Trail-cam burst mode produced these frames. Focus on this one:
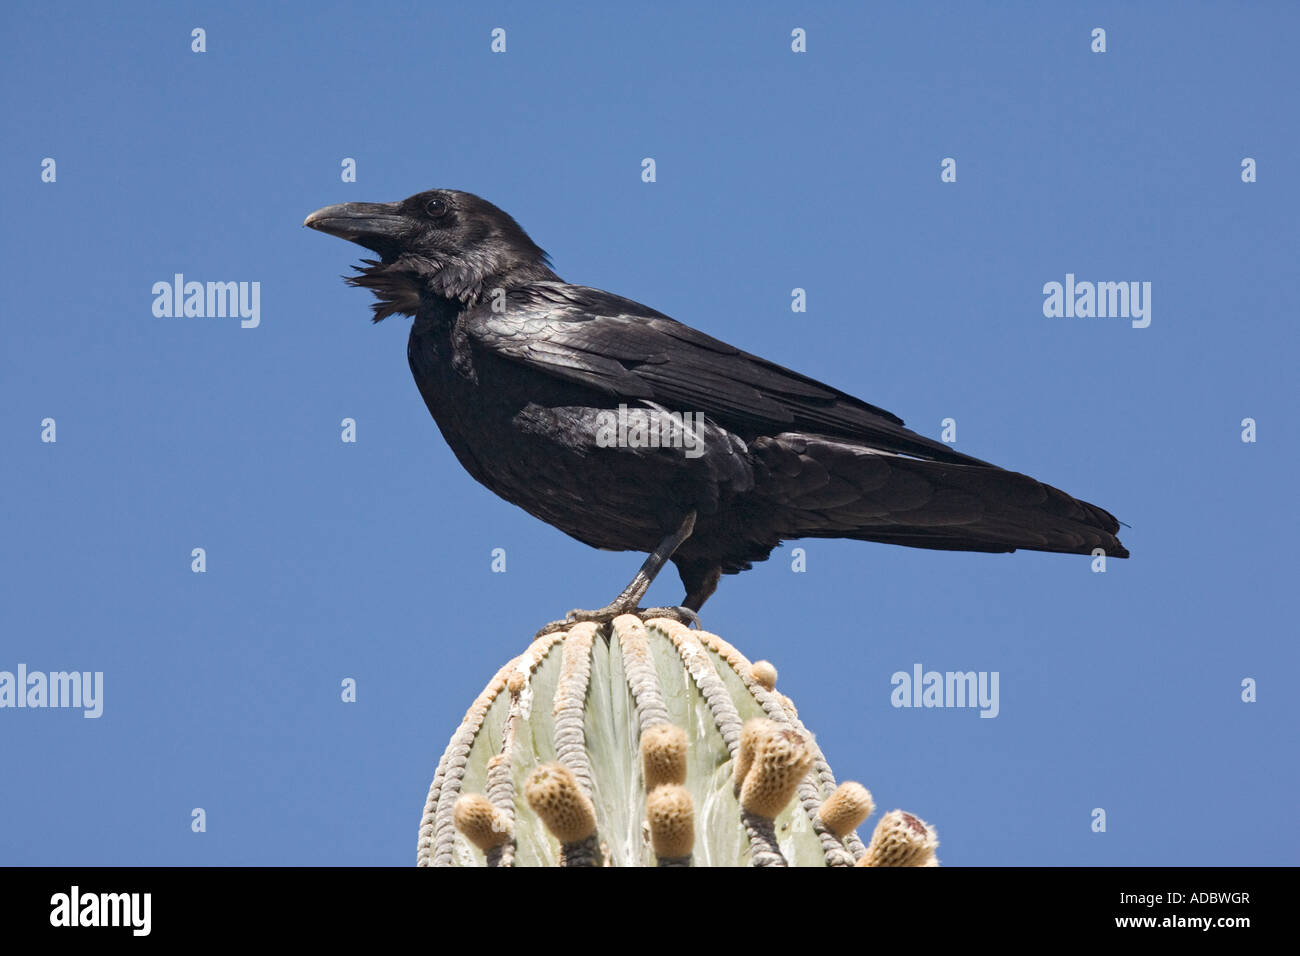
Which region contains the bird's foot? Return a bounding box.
[534,605,701,639]
[636,606,702,629]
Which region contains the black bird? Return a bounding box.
[305,189,1128,632]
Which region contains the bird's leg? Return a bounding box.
[681,566,721,613]
[536,511,700,637]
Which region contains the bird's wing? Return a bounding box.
[466,283,992,466]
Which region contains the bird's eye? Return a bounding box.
[424,198,448,218]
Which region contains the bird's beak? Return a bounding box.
[303,202,408,250]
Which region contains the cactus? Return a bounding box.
[417,615,938,867]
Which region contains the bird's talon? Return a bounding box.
[533,619,571,639]
[637,606,702,629]
[535,603,699,638]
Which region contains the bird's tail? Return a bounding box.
[752,434,1129,558]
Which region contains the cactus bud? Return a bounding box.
[739,724,815,819]
[858,810,939,867]
[453,793,512,850]
[817,781,874,837]
[525,763,597,844]
[750,659,778,690]
[640,723,688,790]
[646,784,694,860]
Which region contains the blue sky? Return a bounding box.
[2,1,1295,865]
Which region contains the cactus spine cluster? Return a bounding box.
[417,615,938,867]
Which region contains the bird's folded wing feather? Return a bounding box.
[467,284,993,466]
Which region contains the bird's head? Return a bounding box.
[304,189,556,320]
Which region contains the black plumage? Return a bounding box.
[305,189,1128,623]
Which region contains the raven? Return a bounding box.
[305,189,1128,632]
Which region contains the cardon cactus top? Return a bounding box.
[418,615,938,867]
